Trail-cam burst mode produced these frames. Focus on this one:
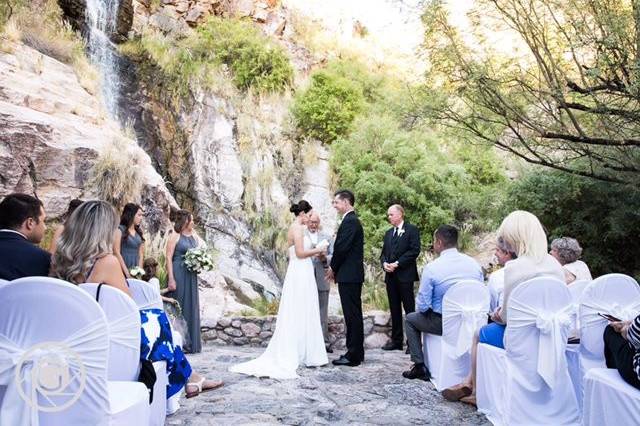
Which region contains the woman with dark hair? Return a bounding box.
[49,198,83,254]
[230,200,329,379]
[114,203,145,276]
[166,209,202,353]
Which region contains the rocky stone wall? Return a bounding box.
[201,311,392,350]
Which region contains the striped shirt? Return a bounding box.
[626,315,640,380]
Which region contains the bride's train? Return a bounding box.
[229,239,328,379]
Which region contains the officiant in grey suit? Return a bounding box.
[307,211,333,352]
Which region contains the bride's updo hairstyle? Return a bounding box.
[290,200,312,216]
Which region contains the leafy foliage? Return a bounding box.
[292,60,384,143]
[331,110,506,264]
[419,0,640,183]
[120,16,293,98]
[504,169,640,277]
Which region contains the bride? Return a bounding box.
[229,200,329,379]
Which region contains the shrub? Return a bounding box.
[330,112,506,265]
[503,169,640,277]
[292,59,384,144]
[121,16,293,97]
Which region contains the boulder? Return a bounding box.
[240,322,261,337]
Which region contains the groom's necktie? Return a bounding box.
[393,227,399,238]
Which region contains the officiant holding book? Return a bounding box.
[380,204,421,351]
[307,211,333,351]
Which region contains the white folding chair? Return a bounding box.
[127,279,171,424]
[80,283,141,381]
[476,277,579,426]
[578,274,640,374]
[582,368,640,426]
[0,277,149,426]
[568,279,590,305]
[423,280,489,391]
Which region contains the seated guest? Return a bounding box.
[49,198,83,254]
[402,225,483,381]
[603,315,640,390]
[52,200,221,398]
[0,193,51,280]
[443,210,564,406]
[550,237,592,284]
[487,238,517,312]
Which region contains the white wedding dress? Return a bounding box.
[229,235,328,379]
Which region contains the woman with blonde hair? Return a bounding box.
[442,210,564,406]
[52,200,131,296]
[53,200,222,400]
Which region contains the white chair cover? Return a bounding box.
[128,279,164,310]
[80,283,141,382]
[477,277,579,426]
[578,274,640,374]
[424,280,488,391]
[0,279,8,284]
[568,279,590,305]
[0,277,149,426]
[127,279,171,425]
[582,368,640,426]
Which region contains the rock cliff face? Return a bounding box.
[0,41,173,226]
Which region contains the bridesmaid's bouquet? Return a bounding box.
[130,266,145,279]
[183,247,216,273]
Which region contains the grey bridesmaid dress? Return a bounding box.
[172,234,201,353]
[119,225,143,269]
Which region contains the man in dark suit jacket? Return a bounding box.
[327,190,365,366]
[380,204,421,350]
[0,193,51,280]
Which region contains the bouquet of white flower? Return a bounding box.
[183,247,215,274]
[130,266,145,279]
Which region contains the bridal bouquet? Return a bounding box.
[183,247,215,274]
[129,266,145,279]
[315,239,330,250]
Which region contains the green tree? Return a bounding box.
[504,169,640,277]
[420,0,640,184]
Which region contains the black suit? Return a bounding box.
[0,231,51,280]
[330,211,365,362]
[380,222,420,345]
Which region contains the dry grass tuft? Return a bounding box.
[90,137,143,210]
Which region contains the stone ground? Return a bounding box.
[168,345,489,425]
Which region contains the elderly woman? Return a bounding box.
[550,237,592,284]
[442,210,565,406]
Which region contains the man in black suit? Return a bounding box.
[380,204,421,351]
[327,190,365,366]
[0,193,51,280]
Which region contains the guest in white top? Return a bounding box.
[442,210,565,406]
[487,238,517,312]
[550,237,593,284]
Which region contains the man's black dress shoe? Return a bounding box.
[332,355,361,367]
[381,341,403,351]
[402,363,431,381]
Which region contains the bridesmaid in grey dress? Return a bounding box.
[166,209,202,353]
[115,203,145,276]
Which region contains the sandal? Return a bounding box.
[185,377,224,399]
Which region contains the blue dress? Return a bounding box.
[171,234,201,353]
[140,308,192,398]
[119,225,143,269]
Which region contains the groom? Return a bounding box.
[326,190,365,367]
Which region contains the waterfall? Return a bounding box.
[85,0,122,118]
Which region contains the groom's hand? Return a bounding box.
[325,267,335,282]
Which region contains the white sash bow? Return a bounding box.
[509,299,573,389]
[0,319,108,426]
[443,299,487,357]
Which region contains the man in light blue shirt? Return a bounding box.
[402,225,483,381]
